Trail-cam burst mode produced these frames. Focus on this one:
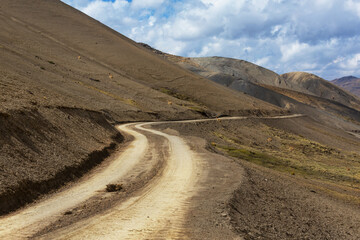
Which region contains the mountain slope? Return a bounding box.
[142,43,360,112]
[1,2,360,238]
[332,76,360,97]
[0,0,282,214]
[141,45,360,130]
[190,57,284,87]
[0,0,278,116]
[281,72,360,109]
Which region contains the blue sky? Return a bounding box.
[61,0,360,80]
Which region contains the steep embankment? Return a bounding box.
[0,0,281,214]
[0,107,123,215]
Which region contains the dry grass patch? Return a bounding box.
[212,125,360,190]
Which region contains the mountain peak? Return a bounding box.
[332,76,360,97]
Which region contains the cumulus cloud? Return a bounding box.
[346,0,360,18]
[61,0,360,79]
[131,0,165,9]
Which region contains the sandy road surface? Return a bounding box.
[0,114,303,239]
[41,123,201,239]
[0,124,148,239]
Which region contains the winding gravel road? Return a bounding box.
[0,114,302,239]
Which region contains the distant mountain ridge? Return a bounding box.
[139,43,360,127]
[281,72,360,108]
[139,43,360,109]
[332,76,360,97]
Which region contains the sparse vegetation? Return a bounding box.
[211,125,360,190]
[158,87,192,101]
[215,143,359,185]
[156,87,209,114]
[75,80,142,109]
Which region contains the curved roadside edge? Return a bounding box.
[0,123,148,239]
[0,114,304,239]
[36,114,304,239]
[41,121,202,239]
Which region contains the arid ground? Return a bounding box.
[1,0,360,239]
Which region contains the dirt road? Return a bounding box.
[0,123,149,239]
[40,123,201,239]
[0,115,302,239]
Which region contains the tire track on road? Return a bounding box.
[0,114,303,239]
[46,123,200,239]
[0,124,148,239]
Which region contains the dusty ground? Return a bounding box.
[230,164,360,239]
[0,0,281,216]
[154,116,360,239]
[1,1,360,239]
[0,115,359,239]
[1,118,251,239]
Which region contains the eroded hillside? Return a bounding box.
[0,0,280,214]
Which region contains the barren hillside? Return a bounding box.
[332,76,360,97]
[142,45,360,130]
[0,0,280,214]
[1,1,360,239]
[281,72,360,109]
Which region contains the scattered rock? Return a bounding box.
[106,183,123,192]
[89,77,100,82]
[64,210,73,215]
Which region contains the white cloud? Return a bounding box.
[131,0,165,9]
[280,41,309,62]
[346,0,360,18]
[148,16,156,26]
[340,53,360,69]
[255,57,270,66]
[61,0,360,79]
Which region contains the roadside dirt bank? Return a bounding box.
[33,126,168,237]
[0,107,123,215]
[34,119,247,239]
[0,122,154,238]
[0,116,274,238]
[2,114,358,239]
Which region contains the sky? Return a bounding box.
[61,0,360,80]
